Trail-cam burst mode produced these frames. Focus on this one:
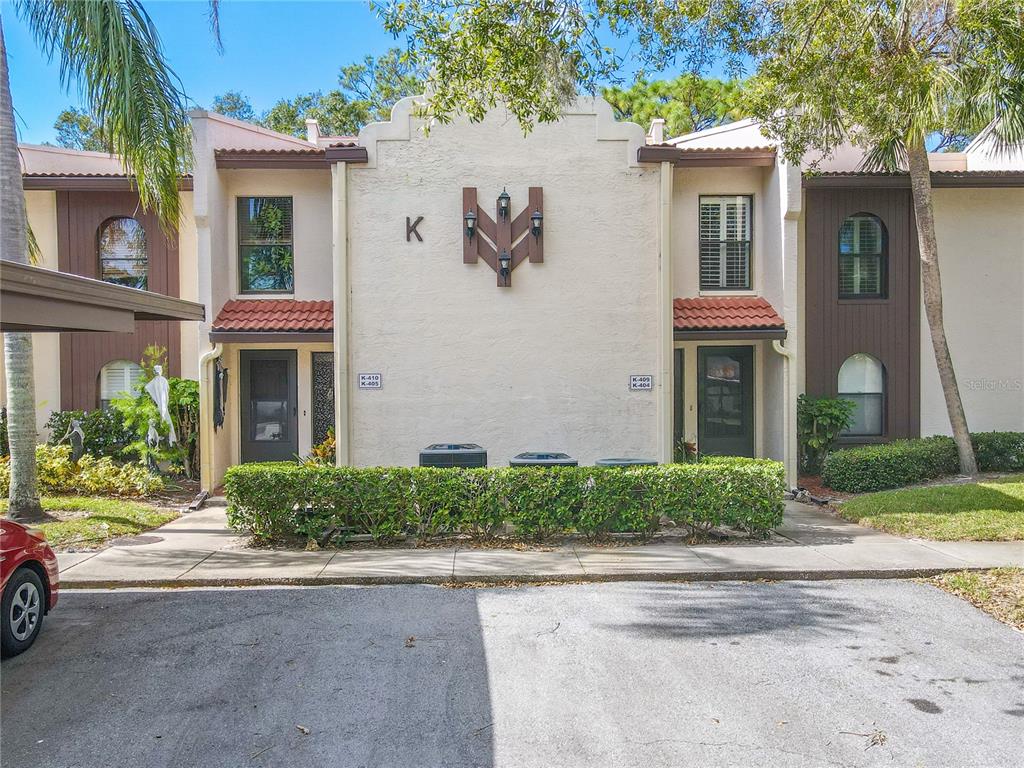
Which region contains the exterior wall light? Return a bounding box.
[497,188,511,221]
[464,208,477,239]
[498,249,511,285]
[530,209,543,237]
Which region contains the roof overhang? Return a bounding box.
[208,331,333,343]
[215,146,368,169]
[638,146,777,167]
[1,261,205,332]
[674,328,788,341]
[803,172,1024,189]
[22,175,193,191]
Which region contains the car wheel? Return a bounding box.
[1,568,45,659]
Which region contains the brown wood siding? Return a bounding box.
[56,191,180,410]
[805,187,920,442]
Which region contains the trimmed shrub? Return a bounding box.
[972,431,1024,473]
[0,445,164,497]
[224,459,786,544]
[821,431,1024,493]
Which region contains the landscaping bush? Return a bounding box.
[224,458,786,543]
[797,395,854,473]
[972,432,1024,473]
[0,445,163,497]
[45,408,135,460]
[821,431,1024,493]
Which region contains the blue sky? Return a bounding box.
[5,1,405,145]
[4,0,731,146]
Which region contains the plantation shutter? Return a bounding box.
[699,196,751,290]
[99,361,144,408]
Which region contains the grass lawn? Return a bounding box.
[835,475,1024,540]
[0,496,178,550]
[931,569,1024,631]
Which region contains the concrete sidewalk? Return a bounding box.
[56,501,1024,588]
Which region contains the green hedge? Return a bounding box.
[224,458,786,543]
[821,432,1024,493]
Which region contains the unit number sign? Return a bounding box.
[629,375,653,391]
[358,373,382,389]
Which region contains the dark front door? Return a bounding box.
[240,350,298,463]
[698,346,755,457]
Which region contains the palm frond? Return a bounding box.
[208,0,223,54]
[16,0,190,231]
[26,217,40,265]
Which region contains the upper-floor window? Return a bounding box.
[839,213,886,299]
[98,359,143,409]
[238,196,294,293]
[97,217,147,290]
[839,353,885,436]
[699,195,752,291]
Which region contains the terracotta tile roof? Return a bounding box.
[212,299,333,333]
[214,147,326,157]
[673,296,785,330]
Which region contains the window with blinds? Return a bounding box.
[838,214,886,298]
[97,217,147,290]
[238,196,294,293]
[99,360,143,409]
[699,196,752,290]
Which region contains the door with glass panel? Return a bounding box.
[698,346,755,457]
[240,350,298,463]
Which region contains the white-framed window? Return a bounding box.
[699,195,752,290]
[839,214,886,298]
[99,360,143,409]
[839,353,885,436]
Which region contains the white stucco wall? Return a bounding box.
[920,188,1024,435]
[177,190,200,380]
[344,98,659,466]
[221,170,333,302]
[670,166,767,298]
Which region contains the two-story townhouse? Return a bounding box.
[192,98,1023,492]
[190,98,803,489]
[2,144,198,434]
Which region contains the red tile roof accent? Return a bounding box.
[212,299,333,333]
[673,296,785,330]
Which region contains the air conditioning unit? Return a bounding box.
[509,452,578,467]
[419,443,488,468]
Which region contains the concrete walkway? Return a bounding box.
[56,501,1024,587]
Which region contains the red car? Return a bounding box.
[1,519,59,658]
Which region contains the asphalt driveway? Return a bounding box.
[2,580,1022,767]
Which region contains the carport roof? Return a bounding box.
[0,261,205,332]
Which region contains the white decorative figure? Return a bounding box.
[144,364,177,445]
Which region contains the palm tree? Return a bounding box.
[2,0,199,521]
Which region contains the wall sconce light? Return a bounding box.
[497,188,511,221]
[498,249,511,284]
[530,209,543,237]
[464,208,477,239]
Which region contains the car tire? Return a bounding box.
[1,567,46,659]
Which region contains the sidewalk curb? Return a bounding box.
[58,565,998,590]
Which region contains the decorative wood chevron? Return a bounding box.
[462,186,543,287]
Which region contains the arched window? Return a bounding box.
[99,360,143,409]
[98,217,147,289]
[839,354,885,436]
[839,213,886,298]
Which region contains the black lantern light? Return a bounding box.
[530,209,543,237]
[464,208,477,239]
[498,249,512,284]
[497,188,511,221]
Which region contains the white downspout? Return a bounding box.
[199,343,223,492]
[771,338,796,489]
